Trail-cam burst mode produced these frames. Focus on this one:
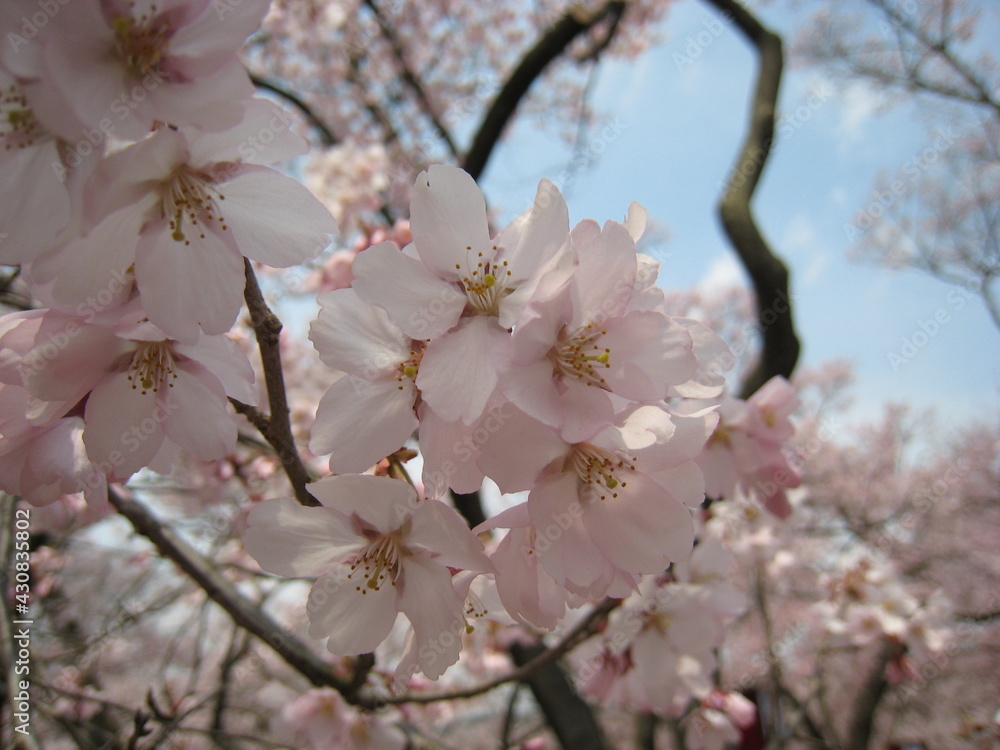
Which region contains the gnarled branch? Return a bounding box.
[703,0,800,398]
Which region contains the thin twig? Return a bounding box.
[249,74,339,146]
[381,598,618,705]
[240,260,318,507]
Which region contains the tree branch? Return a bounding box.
[702,0,800,398]
[361,0,459,159]
[510,639,612,750]
[107,488,353,694]
[461,1,626,180]
[382,598,617,705]
[249,74,339,147]
[240,260,318,507]
[844,637,906,750]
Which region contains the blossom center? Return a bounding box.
[347,533,402,593]
[569,443,637,501]
[552,324,611,387]
[455,243,513,316]
[395,347,424,390]
[163,167,228,245]
[126,342,178,395]
[1,86,41,151]
[113,11,172,79]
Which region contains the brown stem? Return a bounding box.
[240,260,317,507]
[702,0,800,398]
[845,637,906,750]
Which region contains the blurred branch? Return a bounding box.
[362,0,459,158]
[510,639,612,750]
[702,0,800,398]
[239,260,318,507]
[249,74,339,147]
[382,597,617,705]
[844,637,906,750]
[863,0,1000,116]
[462,1,626,180]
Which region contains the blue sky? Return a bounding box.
[480,0,1000,433]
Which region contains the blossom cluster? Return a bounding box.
[0,0,336,501]
[0,0,798,713]
[242,164,796,687]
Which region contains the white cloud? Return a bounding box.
[698,253,744,294]
[837,83,887,144]
[783,213,817,251]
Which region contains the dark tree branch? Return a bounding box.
[702,0,800,398]
[844,637,906,750]
[362,0,460,159]
[450,489,487,528]
[510,640,612,750]
[461,1,626,180]
[249,74,339,147]
[240,260,318,507]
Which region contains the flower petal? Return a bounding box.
[416,316,509,425]
[410,165,490,279]
[82,373,163,481]
[351,242,466,340]
[162,362,237,461]
[219,164,337,267]
[407,498,493,573]
[136,219,246,342]
[583,472,695,573]
[310,376,417,473]
[307,474,418,532]
[308,566,399,655]
[396,555,467,679]
[243,497,360,577]
[309,289,410,378]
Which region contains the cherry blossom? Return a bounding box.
[242,474,493,679]
[478,403,718,598]
[0,0,269,142]
[26,100,336,341]
[6,308,256,483]
[351,165,571,424]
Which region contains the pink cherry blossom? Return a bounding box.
[504,217,699,441]
[694,375,801,517]
[11,309,256,483]
[26,101,337,342]
[0,0,269,143]
[242,474,493,679]
[351,165,571,424]
[478,403,718,598]
[308,288,421,473]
